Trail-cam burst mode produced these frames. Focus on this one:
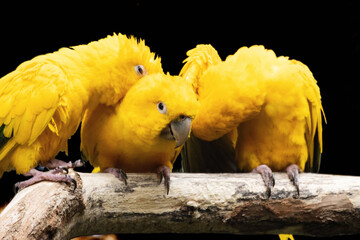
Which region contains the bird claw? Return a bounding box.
[54,166,69,174]
[70,177,77,191]
[286,164,302,198]
[252,164,275,198]
[70,159,86,168]
[156,165,171,195]
[14,168,77,193]
[42,158,85,170]
[13,183,19,194]
[104,168,128,185]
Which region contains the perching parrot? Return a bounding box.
[180,44,325,197]
[0,33,163,190]
[81,73,198,194]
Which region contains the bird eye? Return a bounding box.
[134,65,147,77]
[157,102,167,114]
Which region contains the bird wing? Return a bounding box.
[292,60,325,172]
[0,60,65,161]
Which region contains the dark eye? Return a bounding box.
[179,114,186,121]
[134,65,147,77]
[157,102,167,114]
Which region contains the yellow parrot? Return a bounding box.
[0,33,163,190]
[180,44,325,198]
[81,73,198,194]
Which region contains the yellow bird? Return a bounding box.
[0,33,162,190]
[180,44,325,197]
[81,73,198,194]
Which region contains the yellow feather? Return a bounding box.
[47,118,59,136]
[29,108,57,145]
[181,44,325,175]
[0,139,17,170]
[81,73,198,174]
[279,234,295,240]
[0,33,163,175]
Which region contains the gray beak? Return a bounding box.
[160,116,192,148]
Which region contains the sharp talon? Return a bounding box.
[122,170,128,180]
[104,168,128,185]
[73,159,85,168]
[265,186,271,199]
[286,164,301,198]
[252,164,275,198]
[271,174,275,187]
[13,183,19,194]
[265,173,273,198]
[120,169,128,185]
[156,165,171,195]
[165,179,170,195]
[59,166,69,174]
[295,184,300,197]
[13,168,78,191]
[159,172,163,185]
[71,177,77,190]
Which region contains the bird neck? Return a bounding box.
[50,34,126,112]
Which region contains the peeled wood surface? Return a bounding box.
[1,171,360,239]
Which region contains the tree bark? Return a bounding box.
[1,171,360,239]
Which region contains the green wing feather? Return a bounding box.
[0,124,12,150]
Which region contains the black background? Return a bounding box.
[0,1,359,239]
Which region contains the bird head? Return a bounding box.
[120,73,199,150]
[96,33,163,105]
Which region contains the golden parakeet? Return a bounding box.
[180,44,325,197]
[0,33,162,190]
[81,73,198,194]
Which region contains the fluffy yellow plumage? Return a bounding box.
[181,44,325,197]
[81,73,198,193]
[0,33,162,180]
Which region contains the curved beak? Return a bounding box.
[160,116,192,148]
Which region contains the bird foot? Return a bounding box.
[252,164,275,198]
[103,168,128,185]
[42,158,85,170]
[156,165,171,195]
[14,168,77,192]
[286,164,302,198]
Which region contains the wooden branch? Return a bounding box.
[1,171,360,239]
